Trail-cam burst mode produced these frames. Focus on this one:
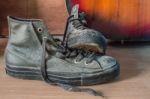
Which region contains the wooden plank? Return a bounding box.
[0,39,150,99]
[0,0,27,36]
[0,0,68,36]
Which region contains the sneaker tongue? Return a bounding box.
[71,4,79,19]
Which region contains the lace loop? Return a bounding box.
[70,17,87,30]
[40,37,106,98]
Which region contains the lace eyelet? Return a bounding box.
[74,59,80,64]
[38,27,43,33]
[84,61,89,65]
[85,61,93,65]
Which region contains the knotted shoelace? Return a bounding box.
[40,37,107,98]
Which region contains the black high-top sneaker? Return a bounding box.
[63,4,107,54]
[5,16,120,97]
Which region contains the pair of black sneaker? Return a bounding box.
[5,4,120,97]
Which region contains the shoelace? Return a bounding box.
[70,13,87,30]
[40,37,106,98]
[62,13,87,46]
[60,48,95,63]
[48,37,96,63]
[72,19,87,30]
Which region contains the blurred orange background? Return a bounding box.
[67,0,150,40]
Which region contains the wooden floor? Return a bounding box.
[0,38,150,99]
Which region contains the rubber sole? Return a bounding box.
[5,64,120,86]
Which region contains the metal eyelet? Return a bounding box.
[38,27,43,33]
[74,59,80,64]
[84,61,89,65]
[85,61,93,66]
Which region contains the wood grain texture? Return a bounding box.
[67,0,150,40]
[0,38,150,99]
[0,0,68,36]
